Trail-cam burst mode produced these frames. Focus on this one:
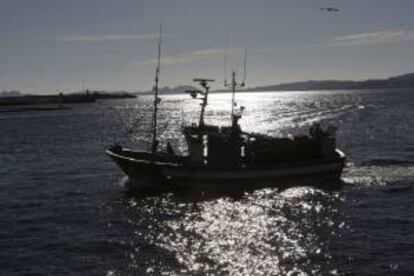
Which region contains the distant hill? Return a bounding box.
[137,85,197,95]
[248,72,414,92]
[0,90,22,97]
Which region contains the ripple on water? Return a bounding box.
[115,187,345,275]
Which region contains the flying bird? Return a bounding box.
[320,7,340,12]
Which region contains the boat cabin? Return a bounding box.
[182,122,337,168]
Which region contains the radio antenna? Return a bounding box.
[242,43,248,86]
[224,35,229,87]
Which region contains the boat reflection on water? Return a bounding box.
[114,184,345,275]
[121,173,345,201]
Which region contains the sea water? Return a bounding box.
[0,89,413,275]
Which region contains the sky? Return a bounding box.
[1,0,414,94]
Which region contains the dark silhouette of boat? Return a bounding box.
[106,76,345,192]
[106,27,345,192]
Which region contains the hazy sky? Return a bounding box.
[1,0,414,93]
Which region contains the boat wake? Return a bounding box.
[341,163,414,187]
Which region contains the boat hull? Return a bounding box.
[106,148,346,192]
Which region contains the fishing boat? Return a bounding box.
[106,29,346,192]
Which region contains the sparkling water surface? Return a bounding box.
[0,89,413,275]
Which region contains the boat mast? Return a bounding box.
[231,71,236,120]
[186,78,215,128]
[197,79,211,127]
[229,44,247,125]
[151,23,162,155]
